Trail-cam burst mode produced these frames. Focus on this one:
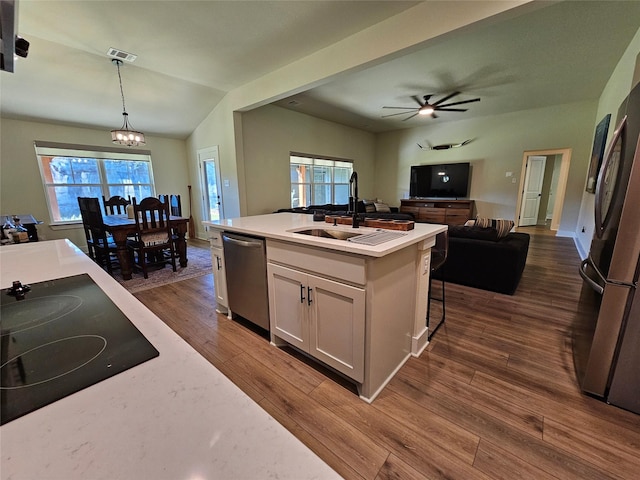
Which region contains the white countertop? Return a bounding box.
[0,240,340,480]
[204,213,446,256]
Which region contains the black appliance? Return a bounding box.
[575,79,640,414]
[409,162,470,199]
[0,274,159,425]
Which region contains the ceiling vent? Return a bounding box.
[106,48,137,63]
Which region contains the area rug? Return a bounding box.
[116,243,212,293]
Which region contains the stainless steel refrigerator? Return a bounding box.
[576,81,640,414]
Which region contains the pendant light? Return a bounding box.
[110,58,145,146]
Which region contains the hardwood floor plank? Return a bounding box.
[259,397,366,480]
[310,381,491,480]
[374,453,432,480]
[226,352,389,478]
[385,373,614,480]
[473,439,559,480]
[399,355,545,439]
[543,417,640,480]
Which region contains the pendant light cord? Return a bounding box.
[114,59,128,115]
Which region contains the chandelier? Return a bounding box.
[110,59,145,146]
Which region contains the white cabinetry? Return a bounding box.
[208,230,229,315]
[268,263,365,382]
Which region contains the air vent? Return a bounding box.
[106,48,137,63]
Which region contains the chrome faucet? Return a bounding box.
[349,171,359,228]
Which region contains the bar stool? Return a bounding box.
[427,230,448,340]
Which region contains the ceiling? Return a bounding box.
[2,1,640,139]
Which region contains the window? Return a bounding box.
[35,141,155,223]
[290,153,353,208]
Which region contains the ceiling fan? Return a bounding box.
[382,92,480,120]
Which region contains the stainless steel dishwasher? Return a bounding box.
[221,232,270,330]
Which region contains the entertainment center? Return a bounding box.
[403,161,475,225]
[400,199,475,226]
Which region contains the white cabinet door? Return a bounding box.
[308,274,365,382]
[268,263,307,351]
[268,263,365,382]
[211,247,228,310]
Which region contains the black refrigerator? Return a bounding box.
[576,80,640,414]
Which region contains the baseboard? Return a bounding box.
[574,236,588,259]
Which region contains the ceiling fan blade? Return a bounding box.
[436,98,481,108]
[382,106,419,110]
[434,108,468,112]
[431,91,460,106]
[382,111,419,118]
[402,112,420,121]
[411,95,425,107]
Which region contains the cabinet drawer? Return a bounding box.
[446,211,470,220]
[400,206,421,216]
[208,230,223,248]
[267,239,366,285]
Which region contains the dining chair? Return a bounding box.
[128,196,177,279]
[102,195,131,215]
[158,194,182,217]
[427,229,448,340]
[77,197,119,274]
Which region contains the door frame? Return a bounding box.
[515,148,572,231]
[197,146,224,221]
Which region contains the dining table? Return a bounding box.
[102,214,188,280]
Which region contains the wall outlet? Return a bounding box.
[223,179,230,187]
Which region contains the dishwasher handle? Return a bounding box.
[222,234,263,248]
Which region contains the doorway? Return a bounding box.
[515,148,571,231]
[198,146,224,222]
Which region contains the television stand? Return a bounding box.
[400,199,475,226]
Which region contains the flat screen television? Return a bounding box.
[409,162,470,199]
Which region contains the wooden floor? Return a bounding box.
[135,227,640,480]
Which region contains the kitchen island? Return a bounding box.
[0,240,340,479]
[204,213,447,402]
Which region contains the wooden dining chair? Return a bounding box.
[158,194,182,217]
[102,195,131,215]
[128,196,177,279]
[78,197,119,274]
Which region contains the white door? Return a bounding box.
[198,147,223,221]
[519,155,547,226]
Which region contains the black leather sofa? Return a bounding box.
[433,225,530,295]
[276,202,414,221]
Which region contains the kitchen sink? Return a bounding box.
[293,228,362,240]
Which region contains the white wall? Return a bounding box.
[374,100,596,231]
[241,105,376,215]
[574,28,640,258]
[0,118,189,248]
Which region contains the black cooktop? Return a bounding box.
[0,274,159,425]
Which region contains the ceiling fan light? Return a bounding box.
[419,106,434,115]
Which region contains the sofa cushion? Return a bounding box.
[449,225,499,241]
[363,199,377,213]
[475,217,514,239]
[374,201,391,213]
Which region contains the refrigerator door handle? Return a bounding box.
[580,258,604,295]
